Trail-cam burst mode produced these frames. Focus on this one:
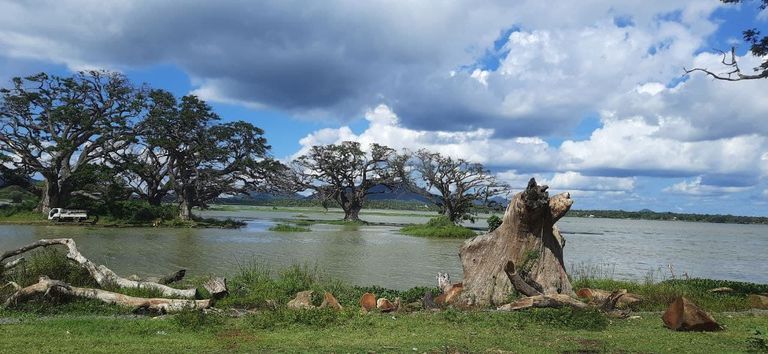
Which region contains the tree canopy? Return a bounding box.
[291,141,407,221]
[0,71,143,212]
[410,149,509,223]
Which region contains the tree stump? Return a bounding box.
[458,178,574,307]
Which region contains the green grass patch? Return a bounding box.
[268,223,311,232]
[0,310,766,352]
[400,216,477,238]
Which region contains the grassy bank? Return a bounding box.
[2,251,768,352]
[400,216,478,238]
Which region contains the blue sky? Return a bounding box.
[1,1,767,215]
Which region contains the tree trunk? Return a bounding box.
[179,195,192,221]
[343,200,362,221]
[39,179,61,213]
[457,178,574,307]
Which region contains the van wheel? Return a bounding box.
[53,217,60,222]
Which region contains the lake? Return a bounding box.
[1,207,766,289]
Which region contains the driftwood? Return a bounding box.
[497,294,588,311]
[0,238,201,299]
[458,178,574,307]
[3,276,210,314]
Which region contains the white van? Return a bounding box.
[48,208,88,222]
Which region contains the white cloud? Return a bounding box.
[665,177,752,196]
[292,104,557,170]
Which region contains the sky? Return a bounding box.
[0,0,767,216]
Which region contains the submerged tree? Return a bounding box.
[685,0,768,81]
[291,141,407,221]
[0,71,143,212]
[141,91,282,220]
[410,149,509,223]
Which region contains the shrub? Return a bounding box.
[400,216,477,238]
[487,215,502,231]
[104,200,177,223]
[269,223,310,232]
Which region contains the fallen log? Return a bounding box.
[577,288,642,308]
[1,238,199,299]
[458,178,574,307]
[497,294,588,311]
[3,276,210,314]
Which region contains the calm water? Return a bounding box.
[0,208,766,289]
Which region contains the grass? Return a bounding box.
[268,223,311,232]
[0,309,766,352]
[2,252,768,352]
[400,216,478,238]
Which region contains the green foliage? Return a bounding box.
[3,248,95,289]
[400,216,477,238]
[523,307,608,331]
[747,328,768,353]
[101,200,178,223]
[487,214,502,231]
[269,223,311,232]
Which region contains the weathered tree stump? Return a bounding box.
[458,178,574,307]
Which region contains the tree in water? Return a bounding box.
[140,91,283,220]
[0,71,143,212]
[291,141,407,221]
[410,149,509,223]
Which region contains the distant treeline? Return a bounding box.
[569,209,768,225]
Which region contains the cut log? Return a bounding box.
[376,298,395,312]
[0,238,197,299]
[748,294,768,309]
[577,288,642,308]
[458,178,574,307]
[320,292,343,311]
[203,277,228,299]
[3,276,210,314]
[662,297,721,331]
[497,294,588,311]
[287,290,315,309]
[360,292,376,312]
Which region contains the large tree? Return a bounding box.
[410,149,509,223]
[291,141,407,221]
[0,71,143,212]
[685,0,768,81]
[106,90,175,206]
[141,91,282,220]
